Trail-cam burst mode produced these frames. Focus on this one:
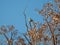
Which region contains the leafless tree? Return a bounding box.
[0,0,60,45]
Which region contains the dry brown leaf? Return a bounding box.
[58,4,60,9]
[54,0,60,2]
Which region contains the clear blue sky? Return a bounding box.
[0,0,53,33]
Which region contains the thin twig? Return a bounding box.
[23,34,32,45]
[23,8,29,32]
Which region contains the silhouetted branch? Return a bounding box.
[23,8,29,32]
[23,34,32,45]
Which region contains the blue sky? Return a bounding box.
[0,0,53,33]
